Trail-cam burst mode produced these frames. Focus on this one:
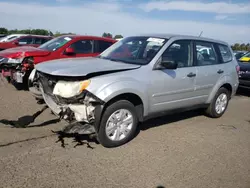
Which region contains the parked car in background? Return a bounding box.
[29,34,239,148]
[233,50,249,61]
[0,34,8,39]
[0,34,27,42]
[238,60,250,90]
[0,34,52,51]
[239,52,250,62]
[0,35,116,93]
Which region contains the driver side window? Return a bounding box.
[162,40,193,68]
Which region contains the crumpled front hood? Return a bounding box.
[0,46,50,58]
[35,57,141,77]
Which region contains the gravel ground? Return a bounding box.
[0,77,250,188]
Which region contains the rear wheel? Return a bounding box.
[97,100,138,148]
[205,87,230,118]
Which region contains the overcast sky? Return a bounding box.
[0,0,249,44]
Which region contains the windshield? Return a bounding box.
[235,52,246,59]
[243,52,250,58]
[98,36,167,65]
[38,36,73,51]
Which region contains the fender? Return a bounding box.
[206,75,233,104]
[94,80,149,116]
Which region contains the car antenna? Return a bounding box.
[198,31,203,37]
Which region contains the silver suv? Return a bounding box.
[29,34,239,148]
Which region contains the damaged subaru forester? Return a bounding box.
[29,34,239,148]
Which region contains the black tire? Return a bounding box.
[12,82,24,90]
[6,76,11,83]
[205,87,230,118]
[97,100,138,148]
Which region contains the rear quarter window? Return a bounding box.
[218,44,232,63]
[97,40,114,53]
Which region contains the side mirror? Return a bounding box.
[160,57,178,69]
[64,47,75,55]
[13,41,19,45]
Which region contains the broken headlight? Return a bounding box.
[53,80,91,98]
[29,68,37,82]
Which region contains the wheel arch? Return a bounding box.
[94,92,145,132]
[206,80,233,104]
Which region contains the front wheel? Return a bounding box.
[97,100,138,148]
[205,87,230,118]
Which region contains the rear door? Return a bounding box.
[193,41,226,102]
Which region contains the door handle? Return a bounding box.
[187,72,196,77]
[217,70,224,74]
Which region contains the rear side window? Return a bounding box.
[218,44,232,63]
[195,41,218,66]
[42,38,51,43]
[18,37,33,44]
[97,40,113,52]
[35,38,51,44]
[34,37,43,44]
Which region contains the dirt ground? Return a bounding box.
[0,77,250,188]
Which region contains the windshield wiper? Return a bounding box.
[98,56,141,65]
[98,56,122,62]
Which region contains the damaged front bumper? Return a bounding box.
[40,83,104,132]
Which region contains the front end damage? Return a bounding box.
[38,72,105,134]
[0,57,34,84]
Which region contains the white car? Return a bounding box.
[0,34,27,42]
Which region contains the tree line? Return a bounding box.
[231,43,250,51]
[0,27,123,40]
[3,27,248,49]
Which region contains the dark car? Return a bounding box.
[238,61,250,89]
[233,50,248,61]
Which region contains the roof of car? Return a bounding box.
[57,35,116,42]
[133,33,229,46]
[24,34,53,38]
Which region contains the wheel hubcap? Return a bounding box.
[215,93,228,114]
[105,109,133,141]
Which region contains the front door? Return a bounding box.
[150,40,198,113]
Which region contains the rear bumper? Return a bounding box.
[239,79,250,89]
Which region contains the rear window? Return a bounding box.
[218,44,232,63]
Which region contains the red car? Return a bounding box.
[0,35,116,89]
[0,35,52,51]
